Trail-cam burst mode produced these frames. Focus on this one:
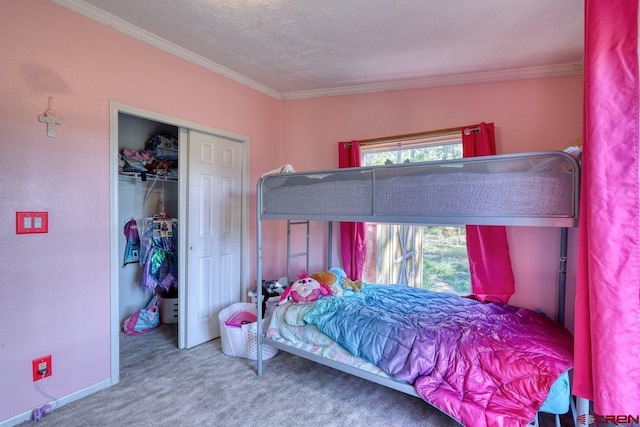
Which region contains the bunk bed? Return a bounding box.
[255,151,580,427]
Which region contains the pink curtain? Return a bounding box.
[338,141,366,280]
[574,0,640,413]
[462,122,515,303]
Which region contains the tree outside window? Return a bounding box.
[361,137,471,295]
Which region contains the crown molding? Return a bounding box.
[281,62,584,100]
[52,0,283,100]
[52,0,583,102]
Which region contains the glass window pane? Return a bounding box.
[421,226,470,295]
[361,138,470,294]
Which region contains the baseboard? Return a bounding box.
[0,379,113,427]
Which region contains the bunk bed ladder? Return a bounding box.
[287,220,310,283]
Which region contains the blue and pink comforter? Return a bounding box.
[302,284,573,427]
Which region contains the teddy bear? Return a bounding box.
[309,268,364,294]
[341,277,364,292]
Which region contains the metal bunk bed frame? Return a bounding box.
[254,150,580,401]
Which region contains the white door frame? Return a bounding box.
[109,101,250,384]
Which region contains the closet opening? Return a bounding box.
[117,112,180,347]
[110,101,250,385]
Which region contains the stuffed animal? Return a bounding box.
[308,269,341,296]
[280,275,332,303]
[310,268,364,293]
[342,277,364,292]
[309,270,338,287]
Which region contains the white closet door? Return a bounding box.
[185,129,243,349]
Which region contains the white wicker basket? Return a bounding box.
[218,302,278,360]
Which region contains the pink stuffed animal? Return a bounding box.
[280,275,332,303]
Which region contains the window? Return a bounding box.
[360,134,471,295]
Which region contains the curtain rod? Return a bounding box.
[349,125,480,148]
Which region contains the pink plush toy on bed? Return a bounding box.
[280,272,332,303]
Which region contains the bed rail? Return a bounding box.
[257,151,580,227]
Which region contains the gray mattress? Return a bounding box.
[259,151,580,226]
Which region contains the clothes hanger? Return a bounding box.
[153,181,171,220]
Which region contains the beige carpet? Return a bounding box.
[17,324,571,427]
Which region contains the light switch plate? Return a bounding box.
[16,212,49,234]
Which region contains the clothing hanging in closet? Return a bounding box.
[140,215,178,294]
[122,218,141,266]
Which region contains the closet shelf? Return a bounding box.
[118,172,178,182]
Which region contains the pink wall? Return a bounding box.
[0,2,280,422]
[0,1,582,423]
[280,77,583,326]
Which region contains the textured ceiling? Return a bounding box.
[56,0,584,99]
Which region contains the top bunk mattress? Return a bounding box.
[258,151,580,227]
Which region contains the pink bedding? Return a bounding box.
[304,285,574,427]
